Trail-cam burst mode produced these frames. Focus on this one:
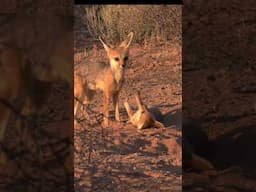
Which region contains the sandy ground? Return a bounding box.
[183,67,256,192]
[74,42,182,192]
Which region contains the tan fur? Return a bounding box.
[0,40,71,163]
[74,73,84,118]
[74,71,92,124]
[74,32,134,127]
[34,30,73,86]
[189,154,214,171]
[0,45,25,141]
[0,44,56,138]
[0,30,72,164]
[124,91,164,129]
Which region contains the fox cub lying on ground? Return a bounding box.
[124,91,164,129]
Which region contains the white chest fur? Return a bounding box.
[111,67,124,90]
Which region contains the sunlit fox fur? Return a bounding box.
[74,71,89,124]
[74,32,134,127]
[124,91,164,129]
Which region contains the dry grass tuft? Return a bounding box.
[79,5,181,45]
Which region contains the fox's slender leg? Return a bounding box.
[103,92,110,127]
[113,92,120,122]
[74,99,79,126]
[124,101,134,119]
[74,99,78,117]
[135,91,145,112]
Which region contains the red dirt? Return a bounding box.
[74,42,182,192]
[183,68,256,191]
[182,1,256,190]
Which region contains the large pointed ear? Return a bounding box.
[99,36,110,52]
[119,32,134,49]
[135,90,145,112]
[124,101,133,119]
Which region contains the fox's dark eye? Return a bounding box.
[114,57,119,61]
[124,56,128,61]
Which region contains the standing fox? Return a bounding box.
[0,45,53,163]
[124,91,164,129]
[0,31,72,163]
[74,32,134,127]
